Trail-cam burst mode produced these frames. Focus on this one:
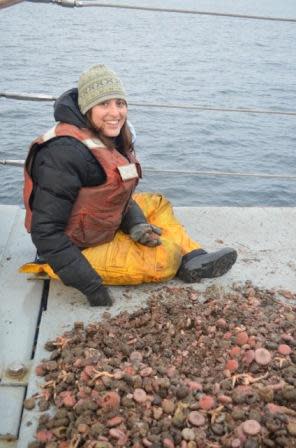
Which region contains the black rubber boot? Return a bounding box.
[178,247,237,283]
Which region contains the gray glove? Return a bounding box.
[129,223,162,247]
[87,285,113,307]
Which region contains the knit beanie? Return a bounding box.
[78,64,127,115]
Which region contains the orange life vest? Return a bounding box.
[23,123,141,248]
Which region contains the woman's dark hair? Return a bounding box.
[87,112,133,155]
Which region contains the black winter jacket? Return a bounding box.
[30,88,146,296]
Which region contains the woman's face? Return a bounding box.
[89,99,127,137]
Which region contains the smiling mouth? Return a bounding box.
[105,120,120,126]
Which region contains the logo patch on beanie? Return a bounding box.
[84,79,120,94]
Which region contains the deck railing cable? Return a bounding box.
[23,0,296,23]
[2,0,296,23]
[1,93,296,180]
[1,159,296,181]
[0,0,296,23]
[1,0,296,23]
[1,92,296,117]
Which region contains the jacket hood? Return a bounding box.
[54,88,88,128]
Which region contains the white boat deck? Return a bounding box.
[0,205,295,447]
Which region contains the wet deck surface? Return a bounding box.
[0,205,295,447]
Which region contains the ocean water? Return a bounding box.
[0,0,295,206]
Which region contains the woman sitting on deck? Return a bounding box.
[22,64,237,306]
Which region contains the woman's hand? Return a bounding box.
[129,223,162,247]
[87,285,113,306]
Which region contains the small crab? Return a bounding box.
[273,356,290,368]
[35,381,55,401]
[208,405,225,424]
[57,369,70,382]
[52,335,71,349]
[69,434,81,448]
[90,369,115,384]
[232,372,268,387]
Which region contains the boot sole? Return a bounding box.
[178,248,237,283]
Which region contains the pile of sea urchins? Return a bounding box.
[26,283,296,448]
